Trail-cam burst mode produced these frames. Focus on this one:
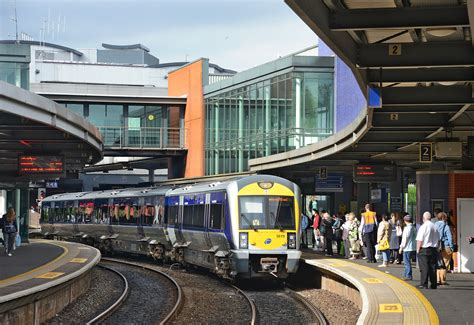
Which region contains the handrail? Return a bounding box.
[96,126,188,149]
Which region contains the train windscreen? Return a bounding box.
[239,196,295,230]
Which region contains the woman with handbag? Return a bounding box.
[377,213,392,267]
[389,213,401,264]
[435,212,454,285]
[2,208,17,257]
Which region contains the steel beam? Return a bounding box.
[330,6,469,31]
[367,67,474,83]
[381,86,473,106]
[372,105,462,114]
[357,41,474,68]
[468,0,474,46]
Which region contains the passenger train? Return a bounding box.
[40,175,302,279]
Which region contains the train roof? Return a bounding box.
[42,175,296,202]
[167,174,296,195]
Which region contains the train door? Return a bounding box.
[204,193,213,249]
[107,198,114,235]
[176,195,185,244]
[165,196,179,246]
[137,197,146,240]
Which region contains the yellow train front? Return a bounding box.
[227,175,302,278]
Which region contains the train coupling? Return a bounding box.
[260,257,279,275]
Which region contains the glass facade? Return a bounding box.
[0,62,29,90]
[62,102,184,149]
[205,71,334,175]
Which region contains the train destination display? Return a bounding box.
[18,155,64,175]
[353,164,397,183]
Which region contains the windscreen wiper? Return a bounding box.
[270,212,284,232]
[241,213,258,232]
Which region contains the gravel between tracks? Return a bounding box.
[45,267,123,324]
[245,288,318,324]
[162,267,252,324]
[297,289,360,325]
[101,260,252,324]
[99,261,177,324]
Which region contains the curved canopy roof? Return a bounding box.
[251,0,474,174]
[0,81,103,184]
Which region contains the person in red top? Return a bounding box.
[312,210,321,250]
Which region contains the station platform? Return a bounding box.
[0,240,100,323]
[302,249,474,325]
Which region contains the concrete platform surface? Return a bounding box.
[0,240,100,303]
[303,249,474,325]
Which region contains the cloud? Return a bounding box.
[1,0,317,71]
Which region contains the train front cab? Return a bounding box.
[230,179,301,279]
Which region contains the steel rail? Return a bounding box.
[285,288,328,325]
[86,264,130,324]
[99,257,184,325]
[230,284,257,325]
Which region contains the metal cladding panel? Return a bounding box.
[166,196,180,205]
[210,191,226,204]
[112,196,139,205]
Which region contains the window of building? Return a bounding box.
[204,70,334,175]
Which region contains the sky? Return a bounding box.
[0,0,318,71]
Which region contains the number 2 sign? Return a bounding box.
[388,44,401,56]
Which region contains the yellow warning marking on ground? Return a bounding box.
[36,272,65,279]
[328,262,348,267]
[363,278,383,284]
[379,304,403,313]
[0,242,68,284]
[70,258,87,263]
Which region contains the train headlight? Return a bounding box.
[239,232,248,249]
[287,232,297,249]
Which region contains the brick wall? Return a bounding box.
[448,173,474,226]
[448,172,474,271]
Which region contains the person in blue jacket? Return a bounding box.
[435,211,454,285]
[300,212,310,247]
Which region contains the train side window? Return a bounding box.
[192,204,205,228]
[40,207,49,223]
[142,205,156,225]
[183,204,194,227]
[209,204,223,230]
[167,205,178,226]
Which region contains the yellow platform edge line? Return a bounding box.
[0,241,69,284]
[347,261,439,325]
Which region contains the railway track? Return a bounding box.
[239,284,328,325]
[88,258,183,325]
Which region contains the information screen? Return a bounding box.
[353,164,397,183]
[18,155,64,175]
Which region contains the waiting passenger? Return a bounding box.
[332,214,344,256]
[416,211,440,289]
[361,204,378,263]
[389,213,401,264]
[399,215,416,281]
[2,208,18,257]
[342,214,351,258]
[311,210,321,250]
[435,212,454,285]
[321,212,334,256]
[348,213,361,259]
[377,213,392,267]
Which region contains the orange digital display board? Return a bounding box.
[353,164,397,183]
[18,155,64,175]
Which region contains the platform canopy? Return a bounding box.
[0,81,103,185]
[250,0,474,175]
